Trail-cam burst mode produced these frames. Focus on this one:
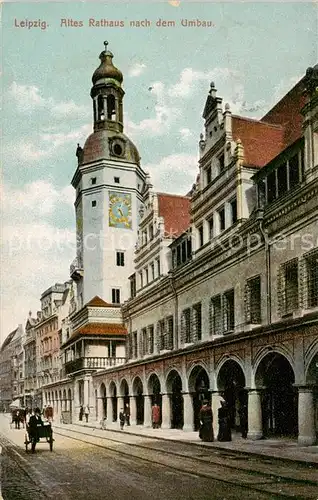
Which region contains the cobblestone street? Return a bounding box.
[1,415,317,500]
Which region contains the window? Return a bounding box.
[116,251,125,267]
[143,230,148,245]
[150,263,155,281]
[218,207,225,231]
[110,342,116,358]
[166,316,174,350]
[156,258,161,277]
[267,170,277,203]
[111,288,121,304]
[280,259,298,315]
[210,295,222,335]
[305,252,318,309]
[149,224,154,240]
[181,241,187,263]
[198,226,204,247]
[245,276,261,324]
[277,163,288,196]
[148,326,154,354]
[206,166,212,185]
[139,271,143,289]
[141,328,147,356]
[218,153,225,172]
[208,217,214,240]
[114,177,120,184]
[130,274,136,298]
[145,268,149,284]
[182,308,191,344]
[289,154,300,189]
[159,320,165,351]
[92,200,97,207]
[193,303,202,341]
[133,331,138,358]
[230,198,237,225]
[91,177,97,185]
[223,289,235,332]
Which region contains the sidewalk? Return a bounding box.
[52,418,318,466]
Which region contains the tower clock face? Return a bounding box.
[109,191,132,229]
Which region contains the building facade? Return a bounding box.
[0,325,24,411]
[2,49,317,446]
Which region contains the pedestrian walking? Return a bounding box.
[198,400,214,442]
[79,405,84,421]
[217,400,232,442]
[124,403,130,426]
[15,410,21,429]
[239,402,248,439]
[100,417,107,430]
[84,405,90,423]
[28,407,43,453]
[151,403,161,429]
[119,408,125,430]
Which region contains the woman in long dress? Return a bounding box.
[199,400,214,442]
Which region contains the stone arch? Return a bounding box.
[216,358,247,430]
[255,351,297,437]
[188,364,210,431]
[166,369,183,429]
[305,340,318,384]
[132,377,144,425]
[119,378,129,397]
[147,372,162,408]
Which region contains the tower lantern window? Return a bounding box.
[107,95,116,120]
[97,95,104,121]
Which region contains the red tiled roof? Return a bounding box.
[85,296,120,308]
[157,193,191,238]
[232,77,308,169]
[232,116,285,168]
[261,78,307,147]
[74,323,127,336]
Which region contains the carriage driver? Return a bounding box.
[28,407,43,453]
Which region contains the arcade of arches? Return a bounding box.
[43,347,318,446]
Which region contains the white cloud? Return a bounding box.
[128,62,147,77]
[179,128,193,141]
[144,153,198,195]
[8,81,88,118]
[1,180,74,223]
[0,222,75,343]
[4,123,91,163]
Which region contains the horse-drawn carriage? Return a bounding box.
[24,418,54,452]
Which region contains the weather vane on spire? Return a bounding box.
[104,40,108,52]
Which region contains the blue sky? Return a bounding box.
[1,1,317,342]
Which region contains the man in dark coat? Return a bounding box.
[199,400,214,442]
[28,408,43,453]
[217,400,232,442]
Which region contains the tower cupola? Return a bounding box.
[90,41,124,133]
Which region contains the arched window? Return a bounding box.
[107,95,116,120]
[97,95,104,121]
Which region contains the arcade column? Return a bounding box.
[130,396,137,425]
[247,389,263,440]
[297,386,317,446]
[161,394,171,429]
[183,393,193,431]
[144,395,152,427]
[106,397,112,424]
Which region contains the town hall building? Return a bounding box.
[26,46,318,446]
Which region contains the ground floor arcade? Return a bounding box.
[43,324,318,446]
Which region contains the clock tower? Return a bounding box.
[71,42,146,307]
